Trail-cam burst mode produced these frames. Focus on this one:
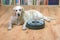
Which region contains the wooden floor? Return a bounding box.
[0,6,60,40]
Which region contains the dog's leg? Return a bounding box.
[43,16,55,22]
[8,16,14,30]
[8,21,13,30]
[43,16,51,22]
[17,19,20,26]
[17,22,20,26]
[22,21,27,30]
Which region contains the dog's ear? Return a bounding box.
[13,7,16,11]
[12,7,16,16]
[22,7,24,13]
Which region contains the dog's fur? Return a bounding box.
[8,6,54,30]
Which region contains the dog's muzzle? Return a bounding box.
[18,13,20,16]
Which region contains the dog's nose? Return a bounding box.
[18,13,20,16]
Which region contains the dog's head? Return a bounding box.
[13,6,24,17]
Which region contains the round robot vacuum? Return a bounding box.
[26,20,45,30]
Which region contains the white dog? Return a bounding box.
[8,6,24,30]
[8,6,54,30]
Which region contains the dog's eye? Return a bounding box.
[16,10,17,11]
[19,9,21,11]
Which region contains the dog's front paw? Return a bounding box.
[22,25,27,30]
[8,26,12,30]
